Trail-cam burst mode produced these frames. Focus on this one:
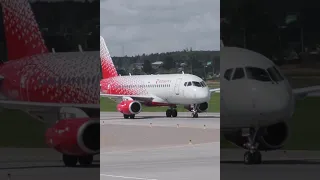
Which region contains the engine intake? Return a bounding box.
[117,100,142,115]
[224,122,288,151]
[46,118,100,156]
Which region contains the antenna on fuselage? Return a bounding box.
[182,71,184,74]
[52,48,55,53]
[220,39,224,48]
[129,73,131,76]
[78,44,83,52]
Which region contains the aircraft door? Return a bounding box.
[174,78,182,95]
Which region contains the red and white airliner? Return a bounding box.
[0,0,100,167]
[100,36,220,118]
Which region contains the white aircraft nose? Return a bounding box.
[254,88,291,118]
[195,89,210,103]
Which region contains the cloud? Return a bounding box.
[101,0,220,56]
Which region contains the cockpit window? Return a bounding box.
[184,82,187,86]
[187,82,192,86]
[200,81,207,87]
[192,81,202,87]
[232,68,245,80]
[245,67,271,82]
[224,68,233,81]
[267,66,284,82]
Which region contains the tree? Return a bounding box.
[143,59,153,74]
[163,56,175,70]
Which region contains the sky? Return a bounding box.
[100,0,220,56]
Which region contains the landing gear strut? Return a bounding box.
[242,128,262,164]
[191,104,199,118]
[62,154,94,167]
[166,108,177,117]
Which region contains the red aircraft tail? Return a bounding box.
[0,0,48,61]
[100,36,118,79]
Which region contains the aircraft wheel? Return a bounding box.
[244,151,262,164]
[63,154,78,167]
[129,114,135,119]
[124,114,129,119]
[172,109,178,117]
[78,155,93,166]
[192,112,198,118]
[166,109,172,117]
[252,151,262,164]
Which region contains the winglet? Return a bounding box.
[100,36,118,79]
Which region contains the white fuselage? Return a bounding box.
[220,47,295,129]
[103,73,211,105]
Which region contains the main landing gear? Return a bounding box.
[123,114,135,119]
[63,154,93,167]
[242,128,262,164]
[166,108,178,117]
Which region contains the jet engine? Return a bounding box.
[117,100,142,115]
[224,121,289,151]
[184,102,209,112]
[45,118,100,156]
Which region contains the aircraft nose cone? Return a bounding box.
[256,88,290,117]
[195,89,210,102]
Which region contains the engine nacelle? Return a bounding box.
[184,102,209,113]
[45,118,100,156]
[224,122,289,151]
[117,100,142,115]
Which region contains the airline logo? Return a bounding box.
[156,79,171,84]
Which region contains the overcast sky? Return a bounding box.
[100,0,220,56]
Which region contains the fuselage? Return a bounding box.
[0,51,100,104]
[220,47,295,129]
[100,73,210,105]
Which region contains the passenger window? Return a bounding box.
[232,68,245,80]
[224,68,233,81]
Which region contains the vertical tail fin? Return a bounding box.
[1,0,48,61]
[100,36,118,79]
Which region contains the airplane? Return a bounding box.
[0,0,100,167]
[220,42,320,165]
[99,36,220,118]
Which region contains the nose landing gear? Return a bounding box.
[242,128,262,164]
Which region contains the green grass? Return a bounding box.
[221,97,320,150]
[100,93,220,112]
[0,109,46,148]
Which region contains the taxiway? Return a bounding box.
[221,148,320,179]
[0,148,99,180]
[100,112,220,180]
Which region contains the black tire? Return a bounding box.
[78,155,93,166]
[166,109,172,117]
[172,110,178,117]
[63,154,78,167]
[123,114,129,119]
[129,114,135,119]
[252,151,262,164]
[192,113,198,118]
[244,151,254,165]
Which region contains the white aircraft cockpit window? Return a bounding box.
[200,81,207,87]
[232,68,245,80]
[184,82,187,86]
[187,82,192,86]
[267,66,284,82]
[192,81,202,87]
[245,67,272,82]
[224,68,233,81]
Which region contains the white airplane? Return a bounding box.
[100,36,220,118]
[220,43,320,164]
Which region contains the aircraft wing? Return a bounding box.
[0,100,99,111]
[210,88,220,93]
[100,93,154,103]
[293,86,320,99]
